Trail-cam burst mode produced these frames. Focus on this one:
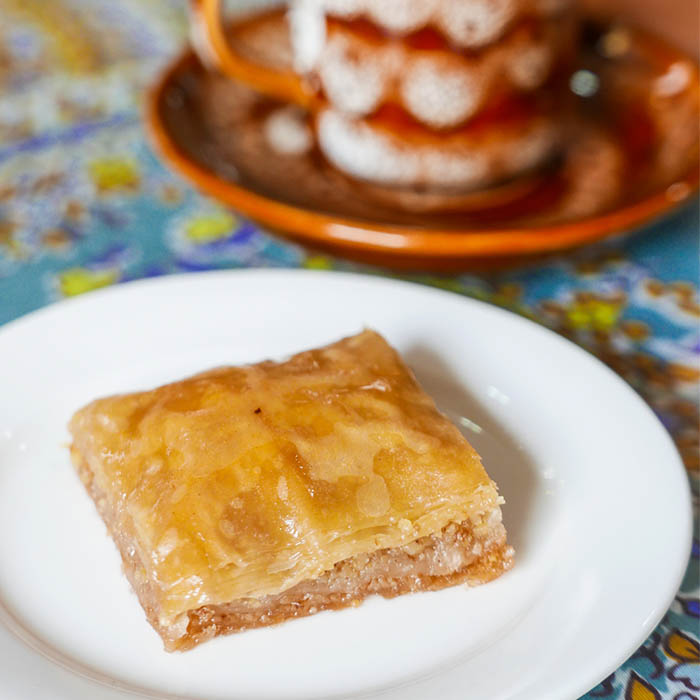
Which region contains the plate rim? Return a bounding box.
[0,269,693,700]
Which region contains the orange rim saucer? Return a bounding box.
[145,14,699,271]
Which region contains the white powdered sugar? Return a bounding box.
[435,0,517,48]
[316,109,468,187]
[293,0,564,187]
[319,0,367,17]
[293,0,571,49]
[400,54,489,129]
[503,120,557,171]
[291,0,562,128]
[422,148,490,188]
[294,0,573,47]
[363,0,438,34]
[316,109,558,189]
[314,25,555,128]
[263,106,314,155]
[320,0,434,31]
[289,0,327,72]
[317,33,400,115]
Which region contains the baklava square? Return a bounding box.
[69,330,512,651]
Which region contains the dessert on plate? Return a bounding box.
[69,330,513,651]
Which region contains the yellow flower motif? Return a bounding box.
[664,630,700,663]
[185,212,237,244]
[89,158,140,193]
[625,673,660,700]
[2,0,100,74]
[412,275,466,294]
[59,268,117,297]
[565,296,624,331]
[304,255,333,270]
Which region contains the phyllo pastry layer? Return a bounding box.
[69,330,512,650]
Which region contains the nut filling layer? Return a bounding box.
[69,330,513,650]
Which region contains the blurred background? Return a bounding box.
[585,0,698,56]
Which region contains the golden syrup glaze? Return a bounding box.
[69,331,502,624]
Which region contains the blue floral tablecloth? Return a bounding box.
[0,2,698,697]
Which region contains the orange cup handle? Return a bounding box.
[190,0,314,108]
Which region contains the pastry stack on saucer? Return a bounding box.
[291,0,578,192]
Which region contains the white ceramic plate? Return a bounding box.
[0,270,691,700]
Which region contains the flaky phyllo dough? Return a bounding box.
[69,330,513,650]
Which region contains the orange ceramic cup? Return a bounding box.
[190,0,579,190]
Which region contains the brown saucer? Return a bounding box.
[146,10,699,270]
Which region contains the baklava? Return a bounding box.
[69,330,513,651]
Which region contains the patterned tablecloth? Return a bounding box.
[0,2,698,697]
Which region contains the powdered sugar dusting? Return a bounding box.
[296,6,561,128]
[289,0,327,71]
[318,32,398,115]
[264,107,313,155]
[317,109,559,188]
[504,120,559,171]
[304,0,437,34]
[320,0,366,18]
[436,0,517,48]
[365,0,438,34]
[297,0,569,49]
[318,110,424,186]
[401,54,489,128]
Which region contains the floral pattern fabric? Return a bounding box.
[0,2,697,698]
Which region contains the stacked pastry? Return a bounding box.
[291,0,577,190]
[69,331,513,650]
